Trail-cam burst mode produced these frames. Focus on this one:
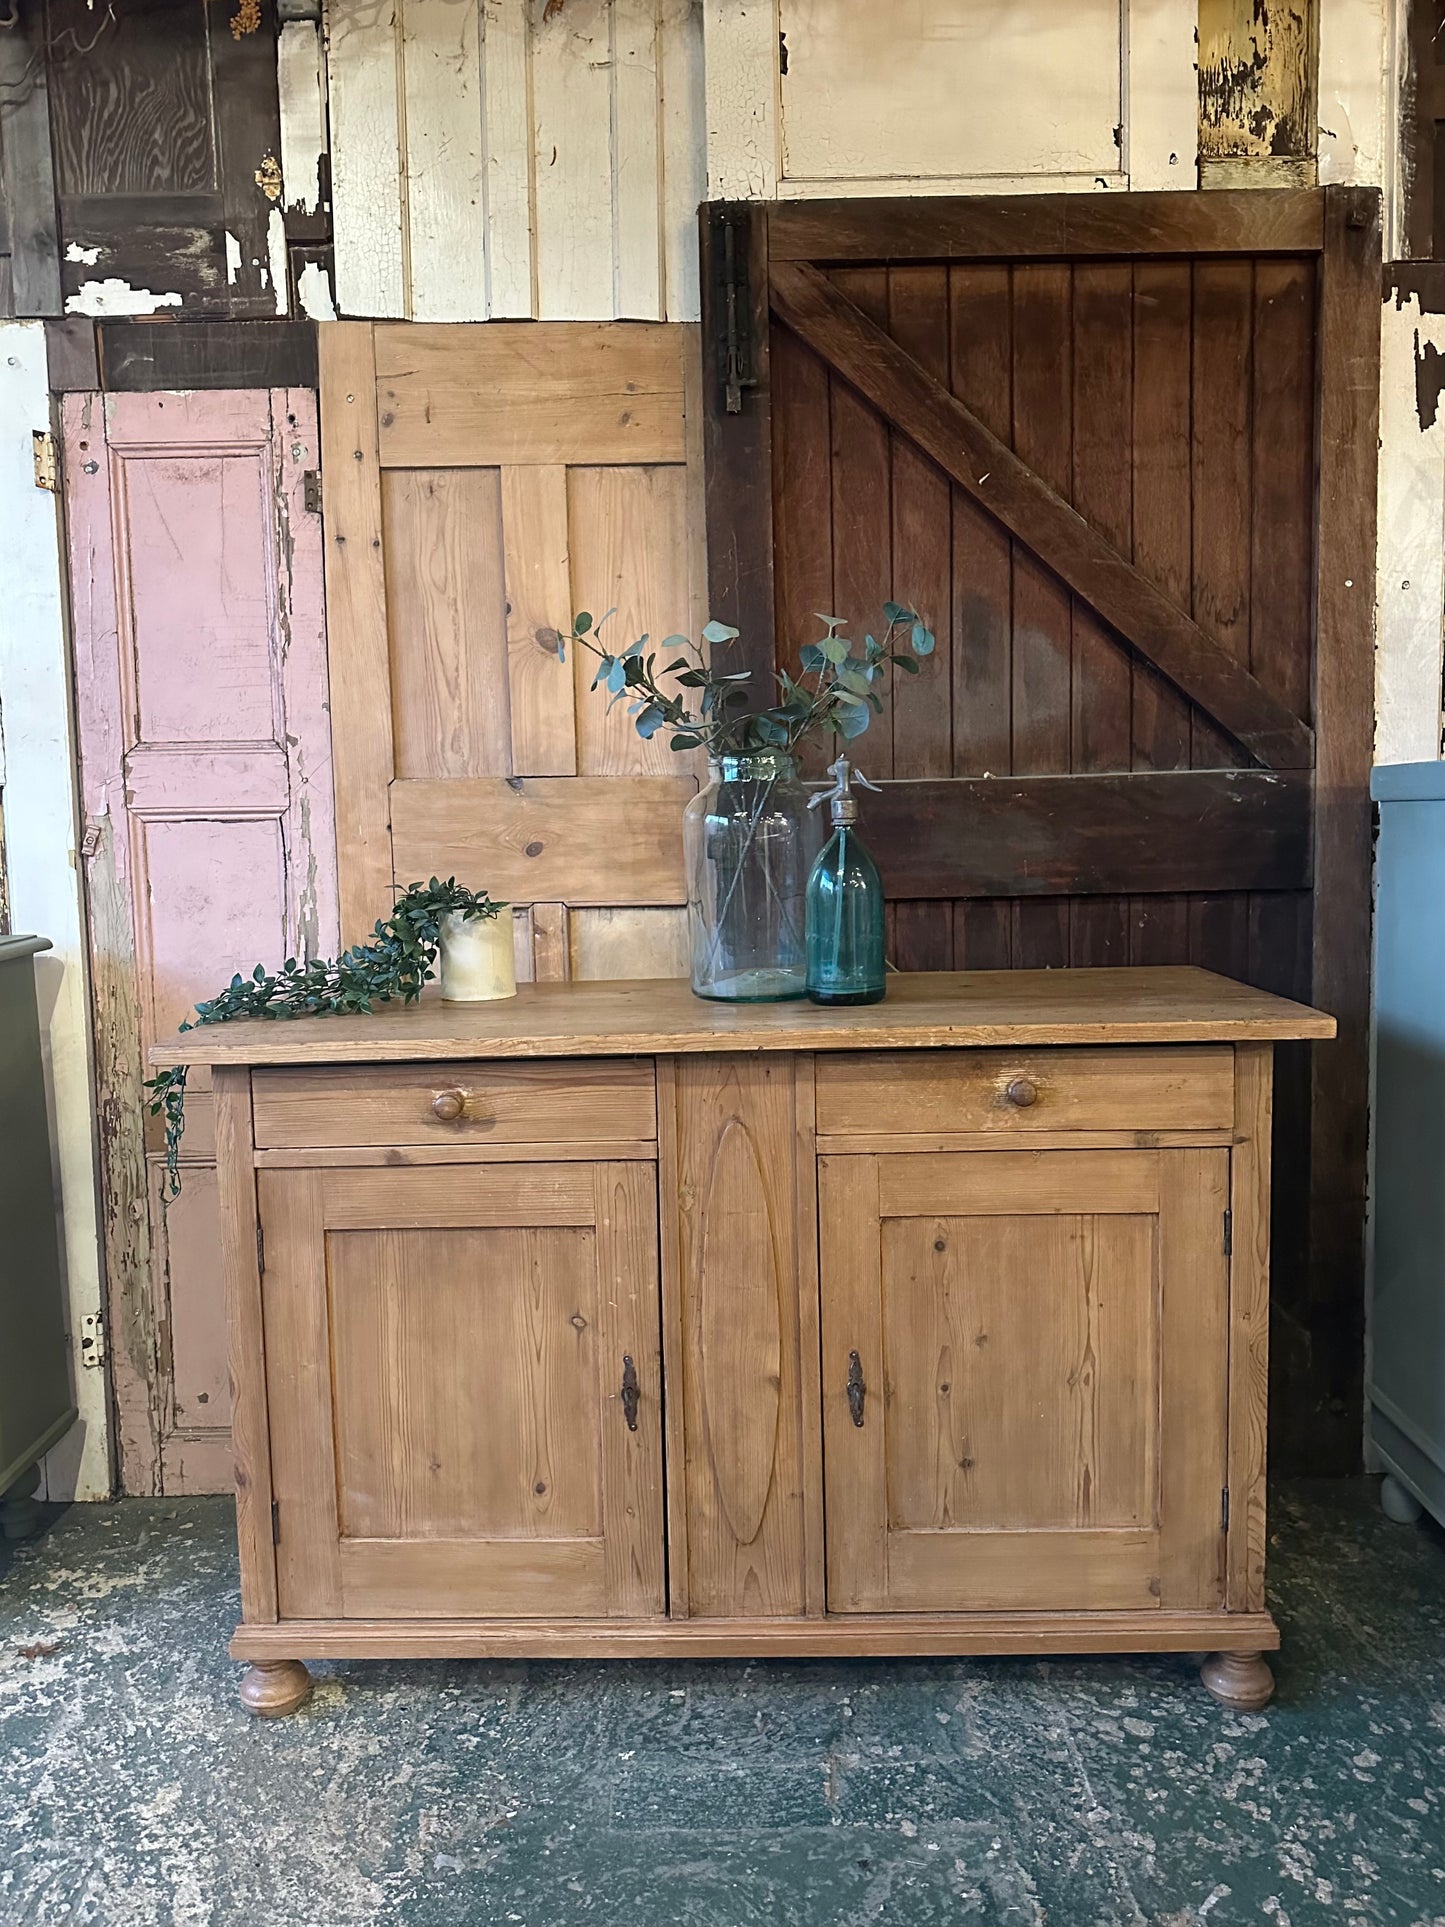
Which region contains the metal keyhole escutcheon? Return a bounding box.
[846,1351,866,1427]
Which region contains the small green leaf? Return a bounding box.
[702,619,741,645]
[883,600,909,624]
[820,635,850,664]
[911,621,935,656]
[574,610,593,634]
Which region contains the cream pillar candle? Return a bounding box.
[439,907,516,1001]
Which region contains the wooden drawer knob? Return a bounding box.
[1004,1076,1039,1109]
[431,1089,467,1122]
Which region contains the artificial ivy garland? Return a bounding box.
[146,878,503,1196]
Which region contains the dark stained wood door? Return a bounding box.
[700,189,1380,1472]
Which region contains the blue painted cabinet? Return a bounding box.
[1370,763,1445,1527]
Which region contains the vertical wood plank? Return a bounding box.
[886,265,953,969]
[818,1153,885,1611]
[771,323,833,682]
[277,19,329,221]
[402,0,489,322]
[827,267,892,778]
[1157,1148,1230,1608]
[613,0,663,320]
[216,1069,275,1623]
[319,323,396,939]
[1228,1044,1273,1610]
[384,466,512,779]
[0,2,61,314]
[1010,263,1072,968]
[1069,262,1133,967]
[655,1056,691,1614]
[793,1057,826,1617]
[502,464,577,775]
[530,902,571,981]
[533,0,616,319]
[948,263,1014,970]
[1305,185,1380,1471]
[569,465,690,774]
[260,1169,343,1617]
[699,201,774,684]
[482,0,536,318]
[595,1160,667,1616]
[328,0,407,318]
[661,0,705,322]
[1130,259,1193,968]
[702,0,779,198]
[1124,0,1200,190]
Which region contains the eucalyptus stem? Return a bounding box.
[145,878,503,1198]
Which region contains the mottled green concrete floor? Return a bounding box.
[2,1482,1444,1927]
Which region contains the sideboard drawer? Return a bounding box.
[815,1046,1234,1138]
[252,1059,657,1149]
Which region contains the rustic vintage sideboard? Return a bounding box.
[156,968,1333,1717]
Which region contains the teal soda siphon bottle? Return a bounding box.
[805,753,886,1005]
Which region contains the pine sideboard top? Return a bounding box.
[152,968,1334,1068]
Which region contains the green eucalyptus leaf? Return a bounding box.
[883,600,909,624]
[701,619,740,645]
[911,620,936,656]
[574,610,593,634]
[820,635,850,664]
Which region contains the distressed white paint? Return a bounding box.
[64,280,183,318]
[225,230,242,285]
[703,0,778,197]
[1376,294,1445,765]
[778,0,1120,184]
[481,0,534,318]
[403,0,489,320]
[706,0,1195,200]
[0,324,109,1502]
[1124,0,1198,189]
[660,0,705,319]
[63,241,101,266]
[297,258,338,319]
[329,0,408,317]
[278,17,329,218]
[267,208,290,316]
[1318,0,1388,190]
[329,0,702,321]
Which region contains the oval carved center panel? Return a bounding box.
[697,1115,781,1548]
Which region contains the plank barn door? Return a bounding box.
[701,189,1379,1471]
[319,321,703,978]
[65,390,336,1493]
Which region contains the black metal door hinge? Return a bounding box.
[256,1223,265,1275]
[1222,1208,1232,1258]
[271,1500,281,1545]
[1221,1486,1230,1533]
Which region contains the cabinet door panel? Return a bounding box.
[821,1147,1228,1615]
[263,1161,664,1620]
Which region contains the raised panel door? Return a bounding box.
[820,1146,1229,1614]
[263,1160,665,1621]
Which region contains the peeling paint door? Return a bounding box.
[64,389,336,1495]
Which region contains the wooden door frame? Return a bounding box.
[701,186,1380,1470]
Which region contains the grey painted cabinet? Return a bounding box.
[0,937,76,1515]
[1370,764,1445,1527]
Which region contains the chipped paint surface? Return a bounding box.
[225,230,243,286]
[63,279,184,318]
[296,258,338,320]
[2,1483,1445,1923]
[63,241,102,266]
[1377,289,1445,764]
[267,207,290,317]
[1198,0,1315,161]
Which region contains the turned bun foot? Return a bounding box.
[239,1660,312,1717]
[1381,1474,1423,1525]
[1200,1649,1274,1710]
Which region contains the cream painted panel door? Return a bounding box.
[819,1147,1230,1614]
[65,390,336,1495]
[261,1161,665,1620]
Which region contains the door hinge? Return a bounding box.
[1222,1207,1233,1257]
[78,1312,106,1370]
[256,1223,265,1275]
[302,469,321,514]
[32,429,57,492]
[271,1499,281,1545]
[1221,1486,1230,1533]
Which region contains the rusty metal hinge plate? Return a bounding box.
[32,430,57,492]
[78,1312,106,1370]
[302,470,321,515]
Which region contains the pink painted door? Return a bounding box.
[65,390,337,1495]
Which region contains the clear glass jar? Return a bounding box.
[684,750,822,1001]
